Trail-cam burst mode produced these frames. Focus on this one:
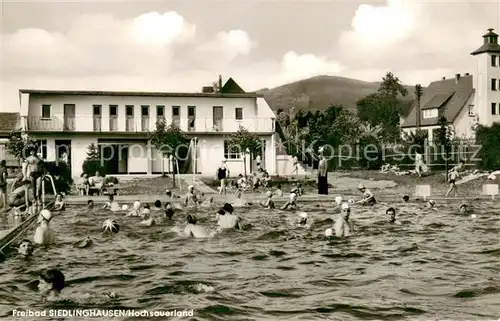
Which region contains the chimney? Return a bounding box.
[442,77,446,80]
[455,73,461,83]
[465,73,470,76]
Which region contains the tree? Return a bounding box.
[149,120,189,188]
[6,130,38,165]
[435,111,453,180]
[356,72,408,142]
[82,143,103,176]
[228,126,261,177]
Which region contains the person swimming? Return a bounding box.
[140,208,155,226]
[102,219,119,233]
[18,239,34,257]
[333,203,354,237]
[34,209,55,245]
[260,191,275,209]
[295,212,309,228]
[217,203,243,229]
[164,202,175,220]
[8,180,31,211]
[184,185,199,206]
[39,268,65,302]
[103,194,120,212]
[153,200,162,210]
[335,196,343,206]
[357,183,376,205]
[386,207,398,224]
[183,214,210,238]
[281,190,298,210]
[87,200,94,208]
[402,195,410,202]
[459,204,467,213]
[54,193,65,211]
[165,189,181,199]
[273,184,283,197]
[427,200,436,209]
[127,201,141,216]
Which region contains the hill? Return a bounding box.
[257,75,415,116]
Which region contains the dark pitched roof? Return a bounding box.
[19,89,261,99]
[402,75,474,128]
[422,92,454,110]
[471,29,500,55]
[221,78,246,94]
[0,113,20,133]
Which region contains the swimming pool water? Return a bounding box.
[0,201,499,320]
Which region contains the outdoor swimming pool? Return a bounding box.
[0,200,499,320]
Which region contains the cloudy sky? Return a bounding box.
[1,0,499,112]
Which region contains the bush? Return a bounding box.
[43,161,73,194]
[82,143,105,176]
[476,123,500,170]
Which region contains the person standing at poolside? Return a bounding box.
[415,150,424,177]
[445,168,460,197]
[318,154,328,195]
[23,147,44,205]
[216,160,229,195]
[0,160,7,209]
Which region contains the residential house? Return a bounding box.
[19,77,278,178]
[0,113,21,169]
[401,28,500,142]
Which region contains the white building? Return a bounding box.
[19,77,279,178]
[401,28,500,142]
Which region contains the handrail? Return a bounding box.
[41,174,58,207]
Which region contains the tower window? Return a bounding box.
[492,55,497,67]
[492,79,497,91]
[492,103,497,115]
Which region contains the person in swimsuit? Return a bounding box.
[38,268,65,302]
[357,184,376,205]
[445,169,460,197]
[0,160,7,209]
[8,180,31,210]
[216,160,229,195]
[23,148,43,205]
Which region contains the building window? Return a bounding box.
[492,103,498,115]
[109,105,117,116]
[224,140,241,159]
[493,55,498,67]
[492,78,497,91]
[468,104,474,116]
[126,105,134,116]
[235,108,243,120]
[172,106,180,117]
[156,105,165,117]
[141,105,149,116]
[42,105,51,118]
[93,105,101,116]
[423,108,438,119]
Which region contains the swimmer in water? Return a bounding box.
[335,196,343,206]
[184,214,210,238]
[140,208,155,226]
[356,183,376,205]
[427,200,436,209]
[334,203,354,237]
[281,190,298,210]
[153,200,162,210]
[260,191,275,209]
[164,202,175,220]
[459,204,467,213]
[295,212,309,227]
[199,192,214,207]
[127,201,141,216]
[18,239,34,257]
[402,195,410,202]
[87,200,94,208]
[217,203,243,229]
[386,207,399,224]
[34,209,55,245]
[38,268,65,302]
[103,194,120,211]
[165,189,181,199]
[8,180,31,212]
[54,193,65,211]
[184,185,199,206]
[273,184,283,197]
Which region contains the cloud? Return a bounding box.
[278,51,344,83]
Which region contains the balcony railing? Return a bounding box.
[24,116,275,133]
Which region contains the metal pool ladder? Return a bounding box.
[41,174,58,207]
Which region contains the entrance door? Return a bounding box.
[55,140,71,169]
[188,106,196,132]
[63,104,75,130]
[119,145,128,174]
[213,106,223,131]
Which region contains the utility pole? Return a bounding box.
[415,84,422,130]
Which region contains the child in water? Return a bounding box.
[34,209,55,245]
[39,269,65,302]
[273,184,283,197]
[54,194,65,211]
[260,191,275,209]
[18,239,34,258]
[103,194,120,211]
[281,190,298,210]
[127,201,141,216]
[357,184,376,205]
